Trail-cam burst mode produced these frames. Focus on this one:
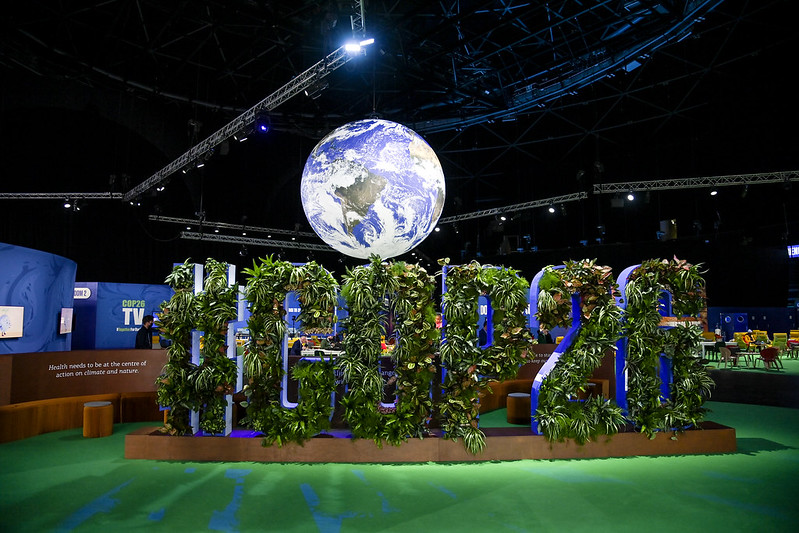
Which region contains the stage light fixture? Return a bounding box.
[710,189,718,196]
[344,37,375,53]
[627,191,635,201]
[304,80,329,100]
[434,226,441,232]
[254,113,271,133]
[63,199,71,209]
[548,204,556,213]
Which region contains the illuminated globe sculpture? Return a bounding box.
[301,119,445,259]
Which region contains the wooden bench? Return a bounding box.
[0,391,160,443]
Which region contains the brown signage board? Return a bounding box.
[4,349,168,405]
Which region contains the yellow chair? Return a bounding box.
[790,330,799,340]
[755,332,771,347]
[772,333,788,354]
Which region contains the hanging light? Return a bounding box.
[254,112,271,133]
[627,191,635,201]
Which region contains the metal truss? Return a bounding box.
[124,45,362,202]
[148,215,318,239]
[0,192,122,200]
[180,231,333,253]
[350,0,366,37]
[438,192,588,224]
[593,171,799,194]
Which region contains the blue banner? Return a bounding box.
[93,282,173,349]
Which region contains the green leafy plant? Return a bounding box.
[191,258,238,434]
[240,256,339,446]
[338,255,439,447]
[623,257,713,438]
[437,258,533,454]
[155,259,198,435]
[535,259,625,445]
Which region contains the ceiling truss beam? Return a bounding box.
[593,171,799,193]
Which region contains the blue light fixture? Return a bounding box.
[254,112,271,134]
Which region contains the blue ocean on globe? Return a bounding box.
[301,119,446,259]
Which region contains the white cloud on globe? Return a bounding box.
[301,119,446,259]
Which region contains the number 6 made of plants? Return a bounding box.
[617,258,713,438]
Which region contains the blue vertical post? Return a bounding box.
[190,262,203,435]
[614,264,639,413]
[530,292,581,435]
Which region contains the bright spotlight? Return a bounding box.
[360,38,375,46]
[710,189,718,196]
[344,42,362,53]
[627,191,635,201]
[548,205,556,214]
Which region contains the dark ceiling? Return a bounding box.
[1,0,797,305]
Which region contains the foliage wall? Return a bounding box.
[156,255,710,452]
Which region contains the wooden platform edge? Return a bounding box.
[124,422,737,463]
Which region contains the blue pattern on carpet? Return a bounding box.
[54,478,134,531]
[208,469,251,532]
[301,483,358,533]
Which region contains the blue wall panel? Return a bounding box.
[0,242,77,354]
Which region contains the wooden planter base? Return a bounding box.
[125,421,736,463]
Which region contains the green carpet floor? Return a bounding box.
[705,352,799,376]
[2,401,798,532]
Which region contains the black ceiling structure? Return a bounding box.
[1,0,797,307]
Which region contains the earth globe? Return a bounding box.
[300,119,446,259]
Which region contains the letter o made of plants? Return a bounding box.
[439,259,532,454]
[241,257,338,446]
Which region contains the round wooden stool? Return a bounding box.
[506,392,531,425]
[83,401,114,438]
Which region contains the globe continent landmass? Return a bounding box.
[301,119,445,259]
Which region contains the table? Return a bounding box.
[699,341,737,360]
